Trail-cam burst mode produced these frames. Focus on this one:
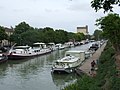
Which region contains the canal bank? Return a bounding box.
[77,41,107,76]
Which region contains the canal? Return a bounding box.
[0,43,92,90]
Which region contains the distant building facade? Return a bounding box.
[77,25,89,35]
[5,27,14,36]
[1,27,14,46]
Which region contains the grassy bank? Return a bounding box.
[63,42,120,90]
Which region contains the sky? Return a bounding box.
[0,0,120,35]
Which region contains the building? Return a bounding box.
[1,27,14,46]
[5,27,14,36]
[77,25,89,35]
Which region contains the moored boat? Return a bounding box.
[51,50,85,73]
[56,43,65,50]
[0,53,8,63]
[8,43,51,60]
[33,42,51,54]
[48,43,58,51]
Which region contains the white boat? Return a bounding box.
[56,43,65,50]
[8,43,51,60]
[68,42,75,47]
[0,53,8,63]
[51,50,85,73]
[33,42,51,53]
[48,43,58,51]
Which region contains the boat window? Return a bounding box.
[13,52,16,54]
[66,54,70,56]
[0,50,2,53]
[56,62,59,65]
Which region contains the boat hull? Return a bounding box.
[0,56,8,63]
[51,66,79,74]
[8,51,51,60]
[8,55,33,60]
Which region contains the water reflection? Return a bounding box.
[51,73,78,89]
[0,63,8,79]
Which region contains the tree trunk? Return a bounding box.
[115,53,120,77]
[115,53,120,68]
[113,43,120,76]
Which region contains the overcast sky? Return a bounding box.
[0,0,120,34]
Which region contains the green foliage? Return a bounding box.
[0,26,8,41]
[14,22,32,34]
[42,27,55,43]
[96,13,120,52]
[9,22,85,45]
[63,42,120,90]
[21,30,41,45]
[9,34,21,44]
[55,29,68,43]
[76,33,85,41]
[91,0,120,12]
[67,32,85,43]
[64,75,96,90]
[93,29,103,40]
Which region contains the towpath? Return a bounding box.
[79,42,107,76]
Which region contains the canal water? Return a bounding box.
[0,43,92,90]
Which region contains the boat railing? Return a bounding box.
[54,62,71,69]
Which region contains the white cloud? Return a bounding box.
[0,6,4,9]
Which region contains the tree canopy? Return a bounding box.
[91,0,120,12]
[14,22,32,34]
[93,29,103,40]
[96,13,120,52]
[10,22,85,45]
[0,26,8,41]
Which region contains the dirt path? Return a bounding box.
[79,42,107,76]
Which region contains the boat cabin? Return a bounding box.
[12,46,31,54]
[33,42,46,49]
[65,50,85,62]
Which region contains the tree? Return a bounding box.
[43,27,56,43]
[91,0,120,12]
[14,22,32,34]
[9,34,21,44]
[67,32,75,42]
[10,22,35,45]
[21,30,41,45]
[101,13,120,74]
[0,26,8,46]
[75,33,85,41]
[93,29,103,40]
[96,13,120,52]
[55,29,68,43]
